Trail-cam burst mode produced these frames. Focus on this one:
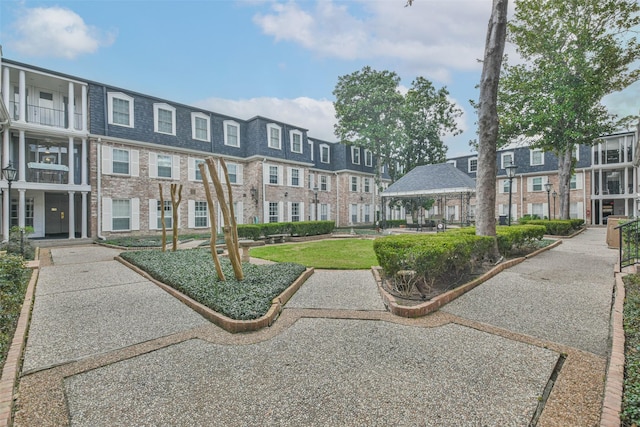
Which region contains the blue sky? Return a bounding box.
[1,0,638,157]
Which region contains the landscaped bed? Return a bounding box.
[120,248,306,320]
[0,255,30,370]
[622,273,640,426]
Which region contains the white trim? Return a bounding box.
[468,157,478,173]
[191,112,210,142]
[320,144,330,163]
[364,149,373,167]
[501,152,514,169]
[131,198,140,231]
[153,103,176,135]
[107,92,134,128]
[530,148,544,166]
[290,129,303,153]
[267,123,282,149]
[351,146,361,165]
[224,120,240,147]
[102,197,112,232]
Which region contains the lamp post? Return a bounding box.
[313,186,319,221]
[552,190,557,219]
[544,180,553,220]
[505,162,517,226]
[2,162,17,234]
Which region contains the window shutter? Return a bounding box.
[527,178,533,192]
[326,203,331,220]
[102,146,112,175]
[277,166,283,186]
[235,201,244,224]
[511,204,517,220]
[309,174,315,190]
[102,197,112,232]
[188,199,195,228]
[527,203,532,215]
[287,168,293,186]
[188,158,195,181]
[576,173,583,190]
[131,150,139,177]
[577,202,584,219]
[149,199,157,230]
[131,198,140,230]
[236,164,243,185]
[327,176,331,192]
[287,201,292,222]
[300,202,305,221]
[172,155,180,180]
[263,164,269,184]
[149,153,157,178]
[278,201,284,221]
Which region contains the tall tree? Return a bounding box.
[498,0,640,219]
[398,77,462,175]
[475,0,509,238]
[333,66,404,223]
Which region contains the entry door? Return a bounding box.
[44,193,68,235]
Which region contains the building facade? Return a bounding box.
[0,57,637,241]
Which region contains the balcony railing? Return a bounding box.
[10,102,82,130]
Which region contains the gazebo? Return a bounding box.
[381,163,476,227]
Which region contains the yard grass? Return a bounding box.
[250,238,378,269]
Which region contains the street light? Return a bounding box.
[2,162,17,231]
[544,180,553,220]
[505,162,517,226]
[552,190,557,219]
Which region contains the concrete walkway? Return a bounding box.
[13,228,617,426]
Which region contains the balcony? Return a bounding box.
[10,101,83,130]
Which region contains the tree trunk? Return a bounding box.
[158,184,167,252]
[557,148,572,219]
[198,162,225,281]
[170,183,182,252]
[476,0,508,239]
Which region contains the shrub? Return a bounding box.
[622,274,640,424]
[524,219,576,235]
[0,226,35,260]
[0,254,29,370]
[237,225,262,240]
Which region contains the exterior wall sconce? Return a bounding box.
[284,192,288,197]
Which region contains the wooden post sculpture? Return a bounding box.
[205,157,244,280]
[198,162,226,281]
[158,183,167,252]
[170,183,182,252]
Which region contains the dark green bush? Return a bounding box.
[237,225,262,240]
[622,274,640,425]
[383,219,406,228]
[0,227,35,260]
[496,225,546,256]
[121,249,306,320]
[289,220,335,236]
[0,254,29,369]
[523,219,576,235]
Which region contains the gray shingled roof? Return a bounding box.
[382,163,476,197]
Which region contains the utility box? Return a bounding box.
[606,216,628,248]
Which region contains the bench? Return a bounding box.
[238,239,265,262]
[265,234,288,244]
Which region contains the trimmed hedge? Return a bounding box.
[518,219,583,235]
[237,220,335,240]
[449,225,546,257]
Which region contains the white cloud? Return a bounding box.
[253,0,495,82]
[194,96,338,141]
[8,6,115,59]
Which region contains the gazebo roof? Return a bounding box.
[382,163,476,198]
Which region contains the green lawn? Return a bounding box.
[250,238,378,269]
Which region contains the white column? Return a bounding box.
[81,85,87,132]
[2,188,8,241]
[18,70,25,122]
[68,136,75,184]
[18,130,25,182]
[2,129,8,170]
[2,67,9,109]
[68,191,75,239]
[18,189,25,228]
[81,191,88,238]
[81,138,87,185]
[67,82,75,130]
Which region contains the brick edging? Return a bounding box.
[116,256,314,333]
[0,264,39,427]
[374,238,563,318]
[600,272,627,426]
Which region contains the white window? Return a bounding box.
[352,147,361,165]
[531,203,544,217]
[192,159,205,181]
[351,176,358,192]
[157,200,173,229]
[570,174,583,190]
[468,157,478,173]
[194,201,208,228]
[320,144,330,163]
[107,92,134,128]
[267,124,282,149]
[320,175,328,191]
[112,199,131,231]
[320,203,328,221]
[269,166,279,185]
[226,162,242,184]
[501,152,514,169]
[224,120,240,147]
[290,130,303,153]
[365,149,373,167]
[154,103,176,135]
[364,178,371,193]
[291,202,301,222]
[157,154,173,178]
[102,146,139,176]
[112,148,130,175]
[530,149,544,166]
[364,204,371,222]
[350,204,358,223]
[191,112,210,141]
[530,177,543,192]
[269,202,279,223]
[289,168,301,187]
